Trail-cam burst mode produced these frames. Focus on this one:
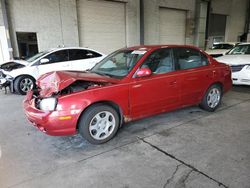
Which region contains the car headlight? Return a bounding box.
[39,98,57,111]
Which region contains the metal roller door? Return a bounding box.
[159,8,186,44]
[78,0,126,54]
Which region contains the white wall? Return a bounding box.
[125,0,140,47]
[7,0,79,56]
[0,26,10,64]
[0,1,3,26]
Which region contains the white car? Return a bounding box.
[216,43,250,85]
[0,47,105,94]
[205,42,238,58]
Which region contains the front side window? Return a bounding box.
[141,48,174,74]
[25,51,50,63]
[44,50,69,64]
[90,50,145,79]
[174,48,208,70]
[227,44,250,55]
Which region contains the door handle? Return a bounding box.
[169,80,177,85]
[63,64,70,67]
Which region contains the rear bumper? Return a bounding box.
[23,92,77,136]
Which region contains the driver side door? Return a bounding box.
[129,48,181,119]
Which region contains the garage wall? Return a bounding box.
[0,1,3,26]
[77,0,140,54]
[211,0,248,42]
[225,0,248,42]
[7,0,79,57]
[159,8,186,44]
[144,0,196,45]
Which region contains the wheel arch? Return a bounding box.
[208,81,224,93]
[14,74,36,84]
[76,100,124,130]
[13,74,36,93]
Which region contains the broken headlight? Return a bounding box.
[39,97,57,112]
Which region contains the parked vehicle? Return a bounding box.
[216,43,250,86]
[205,42,238,58]
[0,47,105,94]
[24,45,232,144]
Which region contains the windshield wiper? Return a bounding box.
[90,71,112,77]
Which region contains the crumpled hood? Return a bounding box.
[2,60,29,66]
[37,71,119,97]
[216,55,250,65]
[0,60,29,71]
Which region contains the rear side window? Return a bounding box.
[88,50,102,58]
[173,48,208,70]
[69,49,102,61]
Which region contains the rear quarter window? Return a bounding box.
[174,48,208,70]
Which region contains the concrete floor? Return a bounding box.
[0,86,250,188]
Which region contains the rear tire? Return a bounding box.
[78,104,120,144]
[14,75,35,95]
[200,84,222,112]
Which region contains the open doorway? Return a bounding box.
[16,32,38,59]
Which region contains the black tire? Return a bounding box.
[14,75,36,95]
[200,84,222,112]
[78,104,120,144]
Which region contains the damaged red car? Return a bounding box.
[23,45,232,144]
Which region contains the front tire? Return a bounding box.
[14,75,35,95]
[200,84,222,112]
[78,104,120,144]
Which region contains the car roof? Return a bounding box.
[125,45,203,52]
[213,42,238,45]
[45,47,105,55]
[236,42,250,46]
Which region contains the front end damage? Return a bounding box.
[23,71,113,136]
[0,70,13,93]
[0,61,27,92]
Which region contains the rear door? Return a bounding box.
[129,48,181,119]
[173,47,212,106]
[69,49,103,71]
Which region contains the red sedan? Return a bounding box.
[23,45,232,144]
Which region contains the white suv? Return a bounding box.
[0,47,105,94]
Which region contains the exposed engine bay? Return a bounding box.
[60,80,106,95]
[34,80,106,98]
[33,80,106,110]
[0,62,25,71]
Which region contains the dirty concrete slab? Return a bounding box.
[11,141,221,188]
[143,100,250,188]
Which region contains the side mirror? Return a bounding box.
[40,58,49,64]
[136,67,152,78]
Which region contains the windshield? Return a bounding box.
[211,43,234,50]
[90,49,146,79]
[25,51,49,63]
[227,44,250,55]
